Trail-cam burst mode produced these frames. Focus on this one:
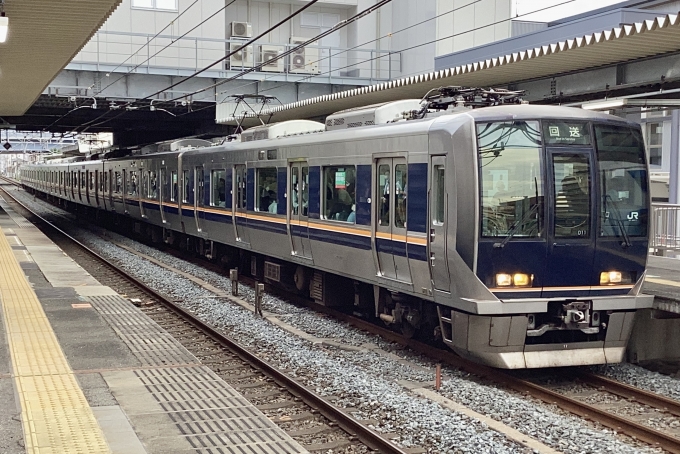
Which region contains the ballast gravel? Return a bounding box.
[11,188,669,454]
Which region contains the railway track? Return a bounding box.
[0,181,411,454]
[5,179,680,453]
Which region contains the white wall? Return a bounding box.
[435,0,512,57]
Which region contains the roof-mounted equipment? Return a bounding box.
[240,120,325,142]
[407,86,526,119]
[325,99,423,131]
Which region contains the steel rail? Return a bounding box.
[279,305,680,453]
[0,183,411,454]
[577,371,680,417]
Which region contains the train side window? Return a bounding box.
[129,171,138,196]
[256,167,278,212]
[148,171,157,198]
[323,165,356,222]
[378,164,390,226]
[171,171,178,202]
[394,164,407,228]
[210,169,226,207]
[115,172,121,193]
[80,172,86,189]
[433,165,445,225]
[235,166,246,209]
[182,170,191,203]
[142,172,148,198]
[90,172,95,191]
[102,171,108,194]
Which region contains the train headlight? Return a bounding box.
[513,273,531,287]
[600,271,624,285]
[496,274,513,287]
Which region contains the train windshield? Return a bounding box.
[595,124,648,237]
[477,121,543,238]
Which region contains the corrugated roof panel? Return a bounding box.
[0,0,123,116]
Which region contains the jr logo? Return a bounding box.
[627,211,639,221]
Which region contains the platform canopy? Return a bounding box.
[217,12,680,127]
[0,0,122,116]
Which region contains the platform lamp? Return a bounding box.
[0,0,7,44]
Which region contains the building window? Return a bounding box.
[131,0,177,11]
[323,166,356,222]
[210,169,227,207]
[256,168,278,212]
[646,122,663,166]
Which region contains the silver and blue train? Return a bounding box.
[20,97,653,369]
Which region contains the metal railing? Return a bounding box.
[69,30,401,84]
[650,203,680,254]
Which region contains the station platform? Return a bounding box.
[0,197,308,453]
[644,256,680,313]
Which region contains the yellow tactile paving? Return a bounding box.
[0,228,111,454]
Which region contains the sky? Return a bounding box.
[515,0,630,22]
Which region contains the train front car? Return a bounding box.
[435,105,653,368]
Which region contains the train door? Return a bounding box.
[428,156,451,293]
[106,170,113,209]
[194,166,205,232]
[95,170,100,206]
[289,162,312,258]
[78,171,83,202]
[544,149,595,291]
[86,170,91,204]
[375,157,411,282]
[233,164,249,244]
[122,170,128,214]
[159,167,167,224]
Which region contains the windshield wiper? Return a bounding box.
[603,194,632,248]
[493,203,539,248]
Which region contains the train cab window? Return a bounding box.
[256,168,278,213]
[477,121,543,238]
[210,169,226,207]
[394,164,407,228]
[183,170,190,203]
[595,124,649,237]
[553,155,591,238]
[115,172,122,193]
[129,171,138,196]
[323,166,356,222]
[171,171,178,202]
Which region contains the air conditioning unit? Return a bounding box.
[229,42,253,68]
[260,45,284,72]
[231,21,252,38]
[289,37,320,74]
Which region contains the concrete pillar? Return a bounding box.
[668,109,680,203]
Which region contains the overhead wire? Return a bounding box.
[60,0,579,132]
[103,0,199,77]
[57,0,322,136]
[178,0,578,119]
[213,0,489,101]
[139,0,323,102]
[157,0,394,106]
[98,0,235,95]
